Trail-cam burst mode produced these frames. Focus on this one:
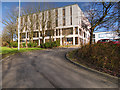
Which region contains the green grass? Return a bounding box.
[0,47,43,58]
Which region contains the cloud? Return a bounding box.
[4,6,9,10]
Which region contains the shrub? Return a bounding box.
[27,42,34,47]
[9,42,18,48]
[45,42,51,48]
[22,43,26,47]
[72,43,120,77]
[34,42,38,47]
[40,40,60,49]
[40,43,45,48]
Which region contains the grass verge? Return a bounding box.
[0,47,43,59]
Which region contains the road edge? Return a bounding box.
[65,52,119,85]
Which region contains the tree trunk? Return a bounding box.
[26,38,27,48]
[11,33,13,42]
[31,32,33,43]
[90,28,94,45]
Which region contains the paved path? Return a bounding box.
[2,48,118,88]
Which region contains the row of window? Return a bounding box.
[21,29,88,39]
[20,6,73,30]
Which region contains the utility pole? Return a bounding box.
[18,0,20,50]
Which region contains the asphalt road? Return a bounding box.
[2,48,118,88]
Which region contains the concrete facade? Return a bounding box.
[93,31,120,43]
[20,4,91,46]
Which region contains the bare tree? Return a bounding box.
[36,3,56,44]
[2,9,18,42]
[83,2,118,44]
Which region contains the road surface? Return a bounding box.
[2,48,118,88]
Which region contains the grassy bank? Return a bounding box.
[68,43,120,77]
[0,47,43,58]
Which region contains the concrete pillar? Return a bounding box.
[60,29,62,46]
[54,29,56,41]
[38,31,40,46]
[43,38,45,43]
[26,31,27,39]
[73,27,75,45]
[58,29,59,36]
[43,30,45,43]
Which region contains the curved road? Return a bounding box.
[2,48,118,88]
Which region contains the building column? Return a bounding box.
[78,27,80,45]
[54,29,56,41]
[60,29,62,46]
[58,29,59,36]
[26,31,27,39]
[38,31,40,46]
[43,31,45,43]
[73,27,75,45]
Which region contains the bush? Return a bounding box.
[71,43,120,77]
[27,42,34,47]
[40,40,60,49]
[40,43,45,48]
[9,42,18,48]
[45,42,51,48]
[34,42,38,47]
[22,43,26,47]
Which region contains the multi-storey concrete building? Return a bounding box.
[20,4,91,46]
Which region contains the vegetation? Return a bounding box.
[1,47,43,58]
[68,43,120,77]
[40,40,60,49]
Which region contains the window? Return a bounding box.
[56,9,58,18]
[27,32,29,38]
[71,17,72,25]
[59,29,60,36]
[36,22,39,29]
[75,37,78,45]
[62,28,73,35]
[40,31,42,36]
[93,34,95,38]
[79,29,81,35]
[84,32,86,38]
[63,8,65,26]
[56,18,58,27]
[45,30,54,36]
[47,21,50,29]
[56,29,58,36]
[63,18,65,26]
[55,9,58,27]
[63,8,65,17]
[42,12,44,20]
[75,27,78,34]
[21,33,25,39]
[33,32,39,37]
